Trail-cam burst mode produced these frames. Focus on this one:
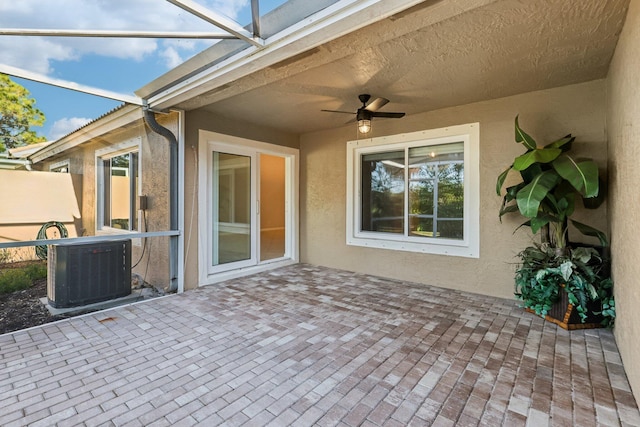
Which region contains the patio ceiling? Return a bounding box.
[144,0,630,135]
[0,0,630,138]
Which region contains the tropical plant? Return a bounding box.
[498,116,614,327]
[515,244,615,327]
[496,116,606,249]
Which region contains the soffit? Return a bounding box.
[184,0,629,134]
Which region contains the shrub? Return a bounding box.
[515,244,615,327]
[0,269,32,294]
[23,263,47,281]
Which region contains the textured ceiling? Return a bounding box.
[178,0,629,135]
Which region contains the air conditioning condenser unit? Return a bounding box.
[47,239,132,308]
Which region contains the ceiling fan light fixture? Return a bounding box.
[321,94,404,134]
[358,119,371,134]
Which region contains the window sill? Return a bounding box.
[347,233,478,258]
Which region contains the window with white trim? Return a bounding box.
[96,140,141,232]
[346,123,479,258]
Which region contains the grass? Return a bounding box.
[0,261,47,295]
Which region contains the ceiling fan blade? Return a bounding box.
[365,97,389,112]
[372,112,406,118]
[321,109,356,114]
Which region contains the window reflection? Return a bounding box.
[103,152,138,231]
[360,142,464,240]
[361,151,404,234]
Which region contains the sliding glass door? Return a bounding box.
[207,143,291,276]
[212,150,255,269]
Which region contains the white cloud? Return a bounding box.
[159,46,184,69]
[0,38,77,74]
[49,117,92,140]
[0,0,250,75]
[211,0,249,20]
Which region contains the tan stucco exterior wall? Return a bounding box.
[0,169,81,262]
[300,80,608,299]
[182,110,299,290]
[607,0,640,403]
[38,113,176,289]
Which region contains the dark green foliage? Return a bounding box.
[0,269,31,294]
[497,116,606,248]
[500,116,615,328]
[0,73,47,151]
[0,262,47,295]
[23,263,47,281]
[515,245,615,327]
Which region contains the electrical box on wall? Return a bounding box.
[47,239,132,308]
[139,195,148,211]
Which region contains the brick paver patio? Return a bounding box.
[1,264,639,426]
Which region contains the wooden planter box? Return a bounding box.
[527,289,604,330]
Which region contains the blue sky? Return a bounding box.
[1,0,287,141]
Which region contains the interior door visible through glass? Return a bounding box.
[260,154,286,261]
[212,152,252,266]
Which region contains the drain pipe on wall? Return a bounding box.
[143,106,180,293]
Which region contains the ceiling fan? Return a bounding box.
[322,94,405,133]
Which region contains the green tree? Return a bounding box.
[0,74,46,152]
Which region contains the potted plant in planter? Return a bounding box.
[496,116,615,328]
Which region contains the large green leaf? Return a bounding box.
[583,176,606,209]
[499,203,520,219]
[500,183,522,216]
[558,194,575,218]
[513,148,562,171]
[520,162,543,183]
[499,183,524,220]
[516,170,560,218]
[552,155,599,197]
[571,220,609,247]
[545,192,575,218]
[514,220,532,234]
[496,166,511,195]
[504,183,524,203]
[544,134,574,152]
[530,216,551,234]
[515,115,537,150]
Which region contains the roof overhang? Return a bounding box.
[140,0,443,110]
[2,0,630,150]
[0,158,31,170]
[29,104,143,163]
[157,0,628,135]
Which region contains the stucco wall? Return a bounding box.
[38,113,176,289]
[0,169,81,262]
[607,0,640,402]
[182,110,299,289]
[300,80,608,299]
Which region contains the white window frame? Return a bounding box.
[208,143,258,274]
[346,123,479,258]
[95,138,142,236]
[50,159,70,173]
